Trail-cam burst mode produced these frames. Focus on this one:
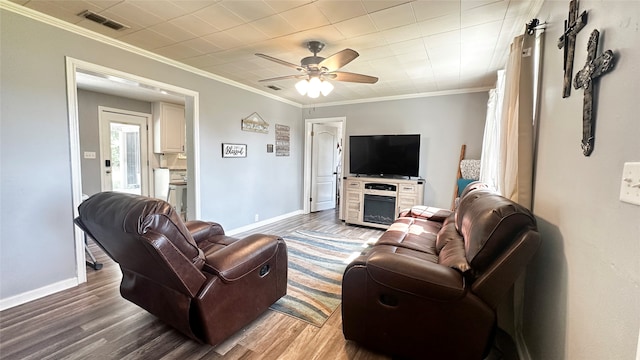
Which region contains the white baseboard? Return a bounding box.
[0,277,78,311]
[224,210,304,236]
[1,211,304,311]
[226,210,304,236]
[0,211,304,311]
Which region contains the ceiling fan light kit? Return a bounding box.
[320,80,334,96]
[256,41,378,99]
[296,77,334,98]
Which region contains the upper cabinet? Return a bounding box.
[153,102,185,153]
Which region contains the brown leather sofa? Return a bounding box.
[342,182,540,359]
[75,192,287,346]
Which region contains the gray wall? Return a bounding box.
[0,9,302,300]
[306,92,488,208]
[77,89,152,196]
[525,1,640,359]
[6,7,637,360]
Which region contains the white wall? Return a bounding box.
[306,92,489,209]
[0,9,303,301]
[525,1,640,359]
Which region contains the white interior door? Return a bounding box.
[99,108,150,196]
[311,124,338,212]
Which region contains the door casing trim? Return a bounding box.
[303,116,345,214]
[65,57,201,284]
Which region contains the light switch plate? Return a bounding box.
[83,151,96,159]
[620,162,640,206]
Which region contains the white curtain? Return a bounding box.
[479,70,506,191]
[479,34,537,209]
[500,35,525,203]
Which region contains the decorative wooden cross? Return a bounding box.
[573,29,615,156]
[558,0,588,98]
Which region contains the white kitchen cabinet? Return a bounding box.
[153,102,185,153]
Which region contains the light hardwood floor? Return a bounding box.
[0,210,391,360]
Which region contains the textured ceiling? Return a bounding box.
[9,0,541,105]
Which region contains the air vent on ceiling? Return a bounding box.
[266,85,282,91]
[78,10,129,31]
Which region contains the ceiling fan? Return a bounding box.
[255,41,378,97]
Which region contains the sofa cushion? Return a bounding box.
[435,214,458,253]
[455,190,536,273]
[459,181,495,199]
[375,217,439,256]
[435,215,470,273]
[438,236,470,273]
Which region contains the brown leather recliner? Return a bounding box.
[342,183,541,359]
[75,192,287,346]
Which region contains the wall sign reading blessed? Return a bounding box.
[222,143,247,158]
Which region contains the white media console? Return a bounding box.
[341,176,425,229]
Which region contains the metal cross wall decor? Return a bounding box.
[558,0,588,98]
[573,29,615,156]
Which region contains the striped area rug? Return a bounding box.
[269,229,374,327]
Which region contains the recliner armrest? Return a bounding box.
[202,234,282,282]
[366,250,465,301]
[185,220,225,243]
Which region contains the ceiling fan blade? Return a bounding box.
[258,75,306,82]
[327,71,378,84]
[255,53,303,71]
[319,49,359,72]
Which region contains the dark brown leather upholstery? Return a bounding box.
[342,182,540,359]
[75,192,287,346]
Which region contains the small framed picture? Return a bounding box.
[267,144,274,153]
[222,143,247,158]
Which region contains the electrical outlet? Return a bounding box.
[620,162,640,206]
[255,214,259,222]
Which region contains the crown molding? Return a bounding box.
[0,0,302,108]
[302,87,493,108]
[1,0,498,110]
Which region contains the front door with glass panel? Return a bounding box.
[99,108,150,196]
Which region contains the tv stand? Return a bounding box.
[341,176,425,229]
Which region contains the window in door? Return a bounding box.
[99,108,150,196]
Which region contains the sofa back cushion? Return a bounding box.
[435,214,470,273]
[458,180,495,199]
[455,190,536,274]
[435,214,457,253]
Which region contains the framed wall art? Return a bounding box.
[222,143,247,158]
[275,124,290,157]
[241,112,269,134]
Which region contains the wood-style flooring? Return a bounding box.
[0,210,390,360]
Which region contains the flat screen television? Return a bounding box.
[349,134,420,177]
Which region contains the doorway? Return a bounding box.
[310,124,338,212]
[66,57,200,284]
[303,117,345,214]
[99,107,150,195]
